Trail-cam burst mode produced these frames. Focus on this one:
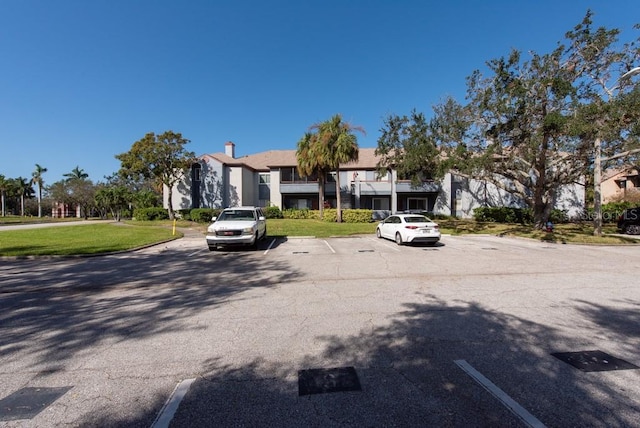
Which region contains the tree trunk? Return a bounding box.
[593,137,603,236]
[167,186,175,220]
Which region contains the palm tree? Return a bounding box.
[64,166,89,181]
[14,177,33,217]
[311,114,364,222]
[0,175,8,216]
[31,164,47,217]
[296,132,331,219]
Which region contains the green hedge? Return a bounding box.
[282,208,373,222]
[133,207,170,221]
[582,202,635,223]
[190,208,220,223]
[473,207,568,224]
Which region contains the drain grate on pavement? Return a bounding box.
[357,249,374,253]
[0,387,72,421]
[481,247,498,250]
[292,251,309,254]
[551,350,639,372]
[298,366,362,396]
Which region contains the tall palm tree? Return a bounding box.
[312,114,364,222]
[64,166,89,181]
[0,174,7,216]
[14,177,33,217]
[31,164,47,217]
[296,132,331,219]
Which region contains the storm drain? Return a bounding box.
[481,247,498,250]
[551,350,639,372]
[0,387,72,421]
[292,251,309,254]
[298,367,362,396]
[357,249,374,253]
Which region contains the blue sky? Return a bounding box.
[1,1,639,184]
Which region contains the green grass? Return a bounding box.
[266,218,377,238]
[0,215,82,225]
[1,218,636,256]
[0,223,180,256]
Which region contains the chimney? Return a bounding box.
[225,141,235,158]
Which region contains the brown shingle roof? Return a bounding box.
[204,147,381,171]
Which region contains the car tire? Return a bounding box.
[376,228,382,239]
[208,245,217,251]
[395,232,403,245]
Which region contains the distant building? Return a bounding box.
[165,142,585,219]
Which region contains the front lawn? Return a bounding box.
[0,223,179,256]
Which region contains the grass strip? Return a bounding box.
[0,223,179,256]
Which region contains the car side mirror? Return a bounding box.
[258,216,266,221]
[211,216,217,221]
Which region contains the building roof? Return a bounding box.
[204,147,381,171]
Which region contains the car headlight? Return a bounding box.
[242,226,255,234]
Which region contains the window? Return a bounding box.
[373,198,389,210]
[192,163,201,182]
[259,173,270,184]
[407,198,427,210]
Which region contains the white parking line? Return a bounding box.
[187,248,205,257]
[323,239,336,253]
[454,360,546,428]
[151,378,196,428]
[264,238,277,254]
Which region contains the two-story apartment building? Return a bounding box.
[164,142,585,219]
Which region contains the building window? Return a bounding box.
[407,198,427,210]
[373,198,390,210]
[192,163,201,182]
[259,173,270,184]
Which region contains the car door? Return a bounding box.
[381,216,398,239]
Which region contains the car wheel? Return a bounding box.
[625,224,640,235]
[251,233,259,249]
[208,245,217,251]
[376,228,382,239]
[395,232,403,245]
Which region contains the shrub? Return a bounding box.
[341,209,374,223]
[190,208,218,223]
[283,209,319,219]
[263,206,283,219]
[133,207,170,221]
[177,209,192,220]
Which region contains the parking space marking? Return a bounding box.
[323,239,336,253]
[263,238,277,255]
[455,360,546,428]
[151,378,196,428]
[187,248,205,257]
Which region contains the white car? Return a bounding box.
[206,206,267,250]
[376,213,440,245]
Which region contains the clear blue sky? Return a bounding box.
[1,0,639,184]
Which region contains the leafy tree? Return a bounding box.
[116,131,195,220]
[452,46,588,228]
[297,114,364,222]
[564,10,640,235]
[52,166,95,218]
[376,110,445,184]
[31,163,47,217]
[95,185,131,221]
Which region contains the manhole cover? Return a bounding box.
[0,387,72,421]
[298,367,362,396]
[551,350,639,372]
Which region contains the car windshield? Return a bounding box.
[217,210,256,221]
[404,216,429,223]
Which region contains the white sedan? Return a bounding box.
[376,214,441,245]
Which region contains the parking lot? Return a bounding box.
[1,233,639,427]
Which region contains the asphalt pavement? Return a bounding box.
[0,232,639,427]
